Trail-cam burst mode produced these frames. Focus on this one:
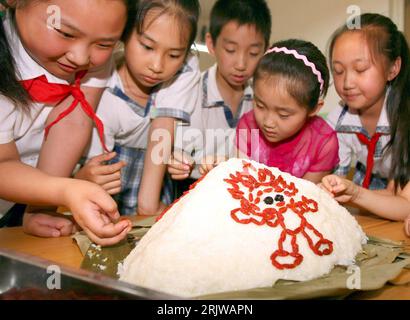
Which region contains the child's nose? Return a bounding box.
[66,45,90,67]
[234,52,247,71]
[150,53,164,74]
[343,70,355,89]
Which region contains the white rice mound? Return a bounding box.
[119,158,367,297]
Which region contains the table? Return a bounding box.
[0,214,409,299]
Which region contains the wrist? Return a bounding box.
[350,183,362,203]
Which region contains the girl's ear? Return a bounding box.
[205,33,215,56]
[308,99,325,117]
[387,57,401,82]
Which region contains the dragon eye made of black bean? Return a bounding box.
[275,194,284,202]
[263,196,274,205]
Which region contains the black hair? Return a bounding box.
[329,13,410,191]
[0,8,29,108]
[254,39,330,111]
[0,0,135,109]
[122,0,200,52]
[209,0,271,49]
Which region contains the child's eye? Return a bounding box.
[250,51,261,57]
[225,48,235,54]
[55,28,74,39]
[279,114,290,119]
[98,43,114,49]
[141,43,153,51]
[169,54,182,59]
[356,68,368,74]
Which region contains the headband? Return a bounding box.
[265,47,324,94]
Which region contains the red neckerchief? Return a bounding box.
[20,70,109,152]
[355,132,382,188]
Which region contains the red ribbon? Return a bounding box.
[20,71,109,152]
[355,132,382,189]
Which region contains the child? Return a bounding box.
[168,0,272,187]
[76,0,201,216]
[321,13,410,233]
[231,39,339,184]
[0,0,133,243]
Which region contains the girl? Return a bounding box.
[0,0,134,243]
[321,13,410,234]
[75,0,200,216]
[167,0,272,190]
[218,39,339,184]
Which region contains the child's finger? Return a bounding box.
[103,180,122,194]
[83,224,131,247]
[24,220,61,238]
[173,150,194,166]
[334,195,351,203]
[88,152,117,166]
[168,164,190,175]
[106,186,122,195]
[205,162,215,173]
[82,217,132,245]
[171,173,190,181]
[318,183,334,196]
[320,177,337,193]
[198,165,206,176]
[96,161,127,175]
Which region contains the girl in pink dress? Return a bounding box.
[235,39,339,183]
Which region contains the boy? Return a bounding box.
[169,0,272,190]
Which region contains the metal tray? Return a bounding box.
[0,249,179,300]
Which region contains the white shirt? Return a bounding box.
[84,54,201,158]
[0,14,113,215]
[175,63,253,178]
[326,100,392,179]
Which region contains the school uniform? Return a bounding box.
[326,101,391,189]
[174,63,253,179]
[86,54,200,215]
[0,13,113,219]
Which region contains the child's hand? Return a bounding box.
[319,175,360,203]
[198,155,227,176]
[75,152,126,195]
[168,150,194,180]
[404,215,410,237]
[63,179,132,246]
[23,211,78,238]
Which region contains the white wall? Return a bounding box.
[197,0,404,114]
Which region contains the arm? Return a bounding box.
[137,117,175,216]
[320,175,410,221]
[0,142,131,245]
[36,87,104,177]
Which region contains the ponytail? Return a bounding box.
[0,11,30,108]
[386,31,410,191]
